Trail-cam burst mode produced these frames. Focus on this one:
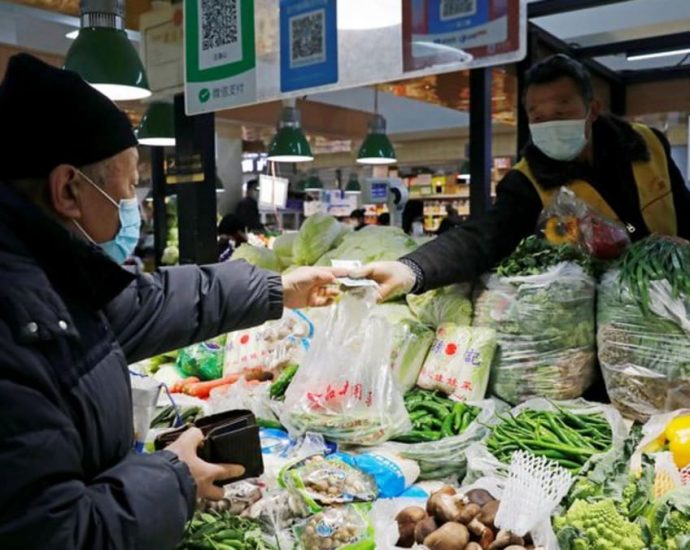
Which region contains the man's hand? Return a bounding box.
[166,427,245,500]
[281,266,345,309]
[351,261,416,302]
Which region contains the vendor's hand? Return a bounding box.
[282,266,345,309]
[351,261,416,302]
[166,427,245,500]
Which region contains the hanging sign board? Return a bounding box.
[184,0,257,114]
[402,0,523,72]
[258,174,289,209]
[280,0,339,92]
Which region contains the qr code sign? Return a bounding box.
[289,9,326,68]
[201,0,238,51]
[440,0,477,20]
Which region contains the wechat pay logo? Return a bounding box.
[199,88,211,103]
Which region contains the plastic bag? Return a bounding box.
[417,324,497,402]
[224,310,314,376]
[332,451,420,499]
[630,409,690,475]
[293,504,375,550]
[282,289,411,445]
[176,337,226,380]
[538,186,630,260]
[407,284,473,328]
[473,262,596,405]
[384,399,505,480]
[465,398,629,485]
[597,270,690,422]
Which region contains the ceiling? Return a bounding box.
[0,0,688,143]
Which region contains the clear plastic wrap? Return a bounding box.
[293,504,374,550]
[473,262,596,405]
[406,284,474,328]
[597,270,690,422]
[282,289,411,445]
[383,399,506,480]
[465,398,629,485]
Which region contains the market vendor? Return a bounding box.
[0,54,341,549]
[355,54,690,300]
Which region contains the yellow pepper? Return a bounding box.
[669,435,690,469]
[644,433,667,453]
[665,415,690,442]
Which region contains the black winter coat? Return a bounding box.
[405,116,690,291]
[0,183,283,549]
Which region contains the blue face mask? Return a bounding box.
[72,171,141,264]
[529,117,588,161]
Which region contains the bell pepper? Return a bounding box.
[665,415,690,442]
[669,434,690,469]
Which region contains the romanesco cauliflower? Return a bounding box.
[554,499,645,550]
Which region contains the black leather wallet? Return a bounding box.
[154,409,264,485]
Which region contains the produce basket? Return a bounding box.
[473,262,596,405]
[598,270,690,422]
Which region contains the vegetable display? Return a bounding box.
[177,510,276,550]
[485,407,613,473]
[406,284,473,328]
[554,499,645,550]
[293,213,345,266]
[270,363,299,401]
[393,388,480,444]
[294,504,374,550]
[474,240,596,405]
[231,244,283,272]
[150,405,201,429]
[597,237,690,422]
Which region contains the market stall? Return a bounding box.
[130,214,690,550]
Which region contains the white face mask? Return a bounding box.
[529,118,588,161]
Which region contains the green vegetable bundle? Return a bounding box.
[496,235,594,277]
[485,406,613,473]
[177,510,276,550]
[231,244,283,272]
[150,405,201,429]
[406,284,473,328]
[269,363,299,401]
[474,255,596,405]
[597,238,690,422]
[293,213,345,266]
[393,388,479,443]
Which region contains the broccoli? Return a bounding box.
[555,499,645,550]
[645,488,690,550]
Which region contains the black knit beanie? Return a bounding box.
[0,53,138,180]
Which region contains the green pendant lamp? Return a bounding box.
[345,172,361,194]
[267,105,314,163]
[136,101,175,147]
[357,88,396,165]
[64,0,151,101]
[305,172,324,192]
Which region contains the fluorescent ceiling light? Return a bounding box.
[627,47,690,61]
[338,0,401,30]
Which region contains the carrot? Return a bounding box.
[184,374,241,398]
[170,377,200,393]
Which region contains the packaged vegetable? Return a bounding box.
[176,337,226,381]
[224,310,314,376]
[538,186,630,259]
[631,409,690,475]
[331,451,420,499]
[294,504,374,550]
[283,289,411,445]
[406,284,473,328]
[293,214,344,266]
[465,398,629,484]
[474,259,596,405]
[417,324,496,402]
[280,454,378,512]
[376,303,435,392]
[231,243,283,272]
[598,267,690,422]
[385,396,502,480]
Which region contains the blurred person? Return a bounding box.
[235,179,264,232]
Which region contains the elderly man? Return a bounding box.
[0,54,340,549]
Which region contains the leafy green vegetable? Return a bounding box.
[407,284,473,328]
[643,486,690,550]
[231,244,283,272]
[293,213,343,266]
[178,510,276,550]
[496,235,594,277]
[315,225,418,268]
[272,232,298,268]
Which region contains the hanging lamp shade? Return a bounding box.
[304,173,323,191]
[267,106,314,162]
[64,0,151,101]
[357,114,396,165]
[345,173,361,194]
[136,101,175,146]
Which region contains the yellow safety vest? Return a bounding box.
[514,123,677,236]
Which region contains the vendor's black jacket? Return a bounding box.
[235,196,265,232]
[0,183,283,549]
[405,115,690,291]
